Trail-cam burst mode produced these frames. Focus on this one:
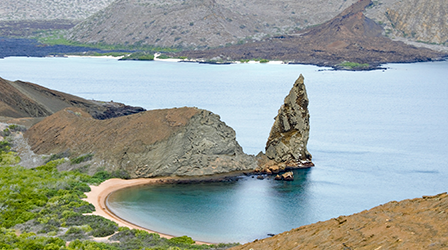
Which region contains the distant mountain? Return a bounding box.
[177,0,446,68]
[0,77,145,122]
[0,0,115,21]
[67,0,358,48]
[364,0,448,46]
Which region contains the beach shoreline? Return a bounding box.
[83,177,219,245]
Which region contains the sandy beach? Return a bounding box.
[83,178,212,245]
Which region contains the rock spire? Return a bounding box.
[265,74,312,167]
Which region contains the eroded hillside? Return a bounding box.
[231,193,448,250]
[365,0,448,46]
[67,0,358,48]
[177,0,446,68]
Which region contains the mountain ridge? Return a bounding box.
[176,0,446,69]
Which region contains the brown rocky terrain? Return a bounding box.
[177,0,446,69]
[67,0,358,48]
[0,76,145,125]
[24,107,257,177]
[364,0,448,46]
[231,192,448,250]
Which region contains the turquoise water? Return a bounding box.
[1,57,447,243]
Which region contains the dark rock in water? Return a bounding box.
[257,175,264,180]
[265,74,312,167]
[274,174,282,181]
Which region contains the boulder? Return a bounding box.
[281,171,294,181]
[265,74,312,166]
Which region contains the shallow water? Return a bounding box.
[1,57,447,243]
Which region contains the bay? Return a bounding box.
[0,57,447,243]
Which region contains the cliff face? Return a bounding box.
[25,107,256,177]
[365,0,448,46]
[231,193,448,250]
[265,74,312,166]
[67,0,358,48]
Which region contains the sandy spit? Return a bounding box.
[83,178,212,245]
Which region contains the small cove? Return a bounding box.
[1,57,447,243]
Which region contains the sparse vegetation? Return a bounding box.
[120,52,155,60]
[0,129,238,249]
[338,61,370,69]
[70,153,94,165]
[34,30,182,53]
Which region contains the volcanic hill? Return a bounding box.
[177,0,446,69]
[66,0,358,48]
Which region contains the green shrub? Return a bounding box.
[44,151,70,163]
[168,236,195,245]
[339,61,370,69]
[157,54,171,59]
[120,52,155,61]
[70,153,94,165]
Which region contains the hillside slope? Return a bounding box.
[0,0,114,21]
[365,0,448,46]
[24,107,257,177]
[231,192,448,250]
[177,0,446,68]
[0,77,145,122]
[67,0,358,48]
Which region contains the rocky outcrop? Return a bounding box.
[230,192,448,250]
[0,77,145,123]
[365,0,448,46]
[264,74,312,168]
[24,107,257,177]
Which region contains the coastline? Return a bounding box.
[84,177,213,245]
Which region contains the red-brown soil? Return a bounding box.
[25,107,198,157]
[177,0,446,69]
[231,193,448,250]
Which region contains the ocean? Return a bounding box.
[1,57,447,243]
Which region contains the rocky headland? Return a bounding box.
[230,192,448,249]
[24,107,257,177]
[1,74,312,179]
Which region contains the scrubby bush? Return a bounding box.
[70,153,94,165]
[44,151,70,163]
